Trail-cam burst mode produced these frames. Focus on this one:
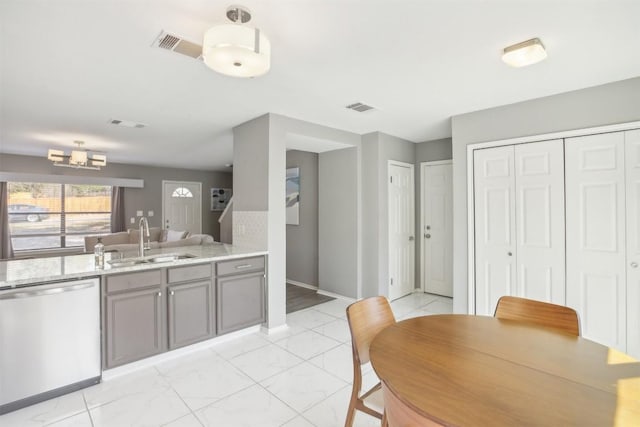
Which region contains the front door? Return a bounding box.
[388,161,415,301]
[162,181,202,235]
[421,162,453,297]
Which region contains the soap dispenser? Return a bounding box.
[94,237,105,269]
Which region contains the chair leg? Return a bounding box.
[344,397,356,427]
[382,410,388,427]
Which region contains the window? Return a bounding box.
[172,187,193,198]
[8,183,112,251]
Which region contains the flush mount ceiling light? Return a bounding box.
[502,38,547,68]
[47,141,107,170]
[202,5,271,78]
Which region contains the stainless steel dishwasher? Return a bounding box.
[0,278,101,414]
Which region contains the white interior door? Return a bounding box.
[626,129,640,358]
[162,181,202,235]
[514,140,565,304]
[421,162,453,297]
[474,146,516,315]
[566,132,626,352]
[388,161,415,301]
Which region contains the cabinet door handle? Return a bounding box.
[235,264,252,269]
[157,292,162,297]
[170,290,175,296]
[632,262,639,269]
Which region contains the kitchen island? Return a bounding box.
[0,243,268,414]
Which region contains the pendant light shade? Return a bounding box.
[202,6,270,78]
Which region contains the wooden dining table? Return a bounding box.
[370,314,640,426]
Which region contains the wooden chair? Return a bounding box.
[345,296,396,427]
[381,380,443,427]
[494,296,580,336]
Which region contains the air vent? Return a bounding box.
[152,30,203,60]
[109,119,147,129]
[346,102,375,113]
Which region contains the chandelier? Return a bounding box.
[47,141,107,170]
[202,5,271,78]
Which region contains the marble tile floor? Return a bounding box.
[0,292,453,427]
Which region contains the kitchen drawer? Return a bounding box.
[105,269,162,294]
[217,256,265,276]
[167,263,212,284]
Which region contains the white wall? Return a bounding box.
[451,76,640,314]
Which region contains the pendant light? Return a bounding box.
[202,5,271,78]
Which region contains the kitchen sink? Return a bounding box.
[107,258,147,267]
[146,253,197,263]
[107,253,197,267]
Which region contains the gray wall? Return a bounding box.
[361,133,379,298]
[286,150,319,286]
[416,138,452,163]
[0,153,231,240]
[319,147,358,298]
[451,76,640,314]
[232,115,270,212]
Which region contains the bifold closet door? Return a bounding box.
[566,132,627,351]
[626,130,640,358]
[475,141,565,315]
[474,146,516,315]
[514,140,565,305]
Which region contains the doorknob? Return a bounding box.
[632,262,639,269]
[507,252,513,256]
[425,234,431,239]
[409,236,415,241]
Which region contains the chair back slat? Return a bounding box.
[494,296,580,336]
[347,296,396,365]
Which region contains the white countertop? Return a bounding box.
[0,244,267,289]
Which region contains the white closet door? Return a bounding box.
[514,140,565,304]
[474,146,516,315]
[566,132,627,352]
[626,130,640,358]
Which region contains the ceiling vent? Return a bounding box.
[152,30,203,61]
[109,119,146,129]
[346,102,375,113]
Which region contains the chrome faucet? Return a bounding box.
[138,216,150,257]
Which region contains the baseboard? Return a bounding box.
[102,325,261,380]
[287,279,356,302]
[316,289,356,302]
[260,324,290,335]
[286,279,318,290]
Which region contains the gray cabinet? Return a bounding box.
[167,263,215,349]
[105,287,163,368]
[216,257,266,334]
[103,256,265,369]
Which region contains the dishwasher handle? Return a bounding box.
[0,282,96,300]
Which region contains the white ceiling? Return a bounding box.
[1,0,639,171]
